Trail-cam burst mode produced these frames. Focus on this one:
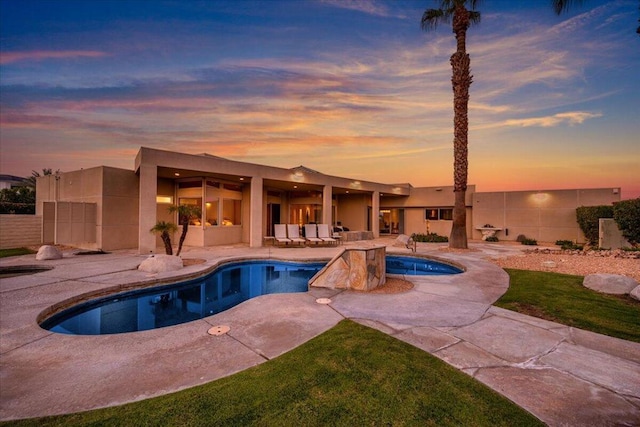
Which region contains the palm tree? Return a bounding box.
[421,1,481,249]
[168,204,202,256]
[26,168,60,188]
[150,221,178,255]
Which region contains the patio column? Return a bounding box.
[322,185,332,226]
[371,191,380,237]
[249,176,263,247]
[138,163,157,254]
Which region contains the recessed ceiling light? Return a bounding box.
[174,172,180,177]
[239,177,244,181]
[293,185,298,189]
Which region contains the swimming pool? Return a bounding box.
[41,256,462,335]
[41,260,324,335]
[386,255,463,275]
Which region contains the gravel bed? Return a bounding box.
[491,251,640,282]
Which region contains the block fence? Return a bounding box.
[0,215,42,249]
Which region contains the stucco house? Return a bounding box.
[35,146,620,253]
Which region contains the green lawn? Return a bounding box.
[0,248,36,258]
[2,320,543,427]
[497,269,640,342]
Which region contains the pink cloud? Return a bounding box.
[0,50,108,65]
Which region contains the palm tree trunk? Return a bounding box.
[176,221,188,256]
[161,232,173,255]
[449,5,472,249]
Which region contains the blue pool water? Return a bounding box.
[42,256,462,335]
[42,260,324,335]
[386,255,463,275]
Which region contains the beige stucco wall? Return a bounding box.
[0,215,42,249]
[335,194,370,231]
[472,188,620,243]
[36,166,139,251]
[101,167,139,250]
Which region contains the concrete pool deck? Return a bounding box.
[1,238,639,426]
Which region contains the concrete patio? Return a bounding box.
[1,238,639,426]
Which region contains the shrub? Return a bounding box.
[411,232,448,243]
[516,234,527,243]
[576,205,614,246]
[485,236,499,242]
[520,237,537,246]
[555,240,583,250]
[0,187,36,214]
[613,198,640,246]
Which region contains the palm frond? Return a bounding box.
[421,8,449,31]
[551,0,584,15]
[469,10,481,25]
[467,0,482,11]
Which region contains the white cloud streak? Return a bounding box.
[503,111,603,128]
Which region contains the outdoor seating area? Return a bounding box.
[271,224,340,247]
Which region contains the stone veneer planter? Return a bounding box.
[309,246,386,291]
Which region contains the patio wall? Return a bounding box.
[472,188,620,243]
[0,215,42,249]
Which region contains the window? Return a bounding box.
[177,181,202,189]
[222,199,241,226]
[205,200,219,226]
[178,198,202,225]
[426,209,438,221]
[156,196,173,204]
[439,208,453,221]
[425,208,453,221]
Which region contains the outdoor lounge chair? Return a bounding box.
[304,224,323,245]
[274,224,292,246]
[287,224,306,246]
[317,224,337,245]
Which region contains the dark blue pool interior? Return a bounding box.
[386,255,463,275]
[42,256,462,335]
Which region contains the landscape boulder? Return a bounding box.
[582,273,638,295]
[138,254,183,273]
[630,286,640,302]
[36,245,63,261]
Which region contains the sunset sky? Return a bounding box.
[1,0,638,198]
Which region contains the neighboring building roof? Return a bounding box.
[0,175,29,188]
[0,174,28,182]
[290,165,321,174]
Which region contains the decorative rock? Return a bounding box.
[631,286,640,301]
[583,274,638,295]
[138,254,183,273]
[310,246,386,291]
[36,245,63,260]
[524,248,640,259]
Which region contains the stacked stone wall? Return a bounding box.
[0,215,42,249]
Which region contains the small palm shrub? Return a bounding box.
[517,234,537,245]
[412,232,448,243]
[150,221,178,255]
